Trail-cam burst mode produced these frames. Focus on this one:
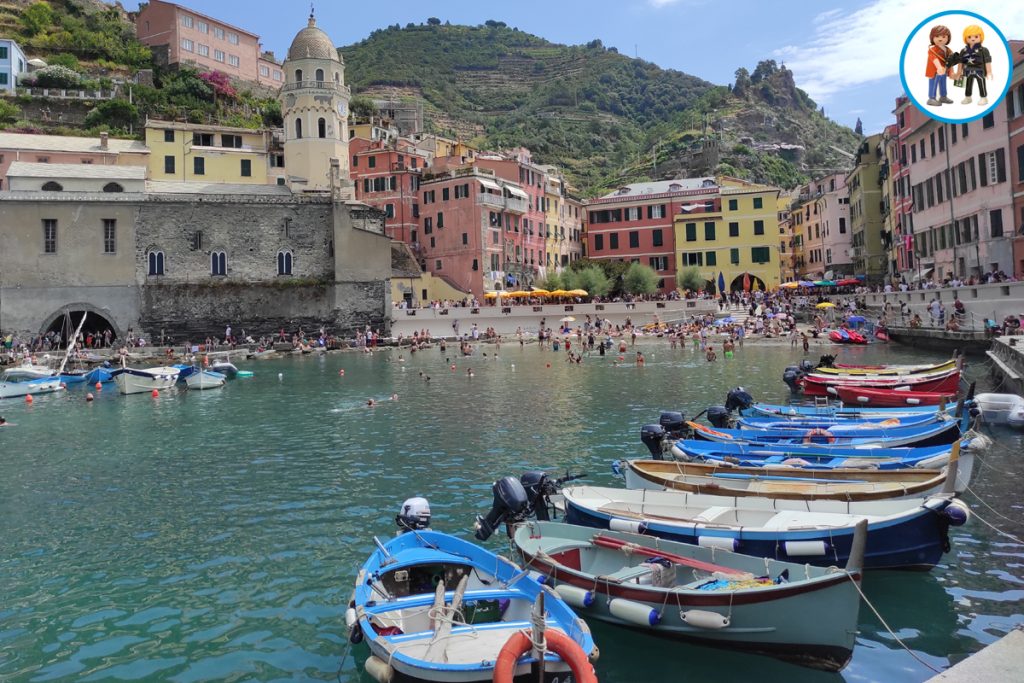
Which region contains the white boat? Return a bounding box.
[185,370,226,390]
[0,370,64,399]
[3,361,55,380]
[208,361,238,378]
[973,393,1024,428]
[112,366,181,395]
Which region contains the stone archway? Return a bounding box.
[40,304,122,346]
[729,273,767,292]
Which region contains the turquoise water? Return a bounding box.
[1,342,1021,682]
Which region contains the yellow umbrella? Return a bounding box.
[551,289,569,297]
[780,282,799,289]
[484,292,499,299]
[815,302,836,309]
[569,289,588,296]
[531,289,550,295]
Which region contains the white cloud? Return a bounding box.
[774,0,1024,102]
[648,0,682,7]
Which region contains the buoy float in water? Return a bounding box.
[86,393,94,402]
[450,364,456,371]
[278,373,283,380]
[25,394,34,404]
[151,389,159,397]
[95,382,103,390]
[339,369,345,376]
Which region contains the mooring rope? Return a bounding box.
[964,484,1022,525]
[967,507,1024,545]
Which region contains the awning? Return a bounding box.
[478,178,501,192]
[505,185,529,199]
[911,268,935,282]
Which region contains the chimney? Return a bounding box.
[99,132,109,150]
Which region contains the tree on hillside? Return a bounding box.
[0,99,20,125]
[84,99,138,130]
[750,59,778,84]
[350,95,377,118]
[733,67,751,98]
[20,1,53,36]
[855,118,863,136]
[427,17,441,25]
[676,266,704,292]
[622,262,659,295]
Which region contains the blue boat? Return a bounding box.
[561,479,969,570]
[83,367,114,384]
[690,415,963,448]
[742,402,947,419]
[737,412,943,429]
[671,438,973,478]
[347,500,597,683]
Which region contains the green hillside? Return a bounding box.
[341,21,860,194]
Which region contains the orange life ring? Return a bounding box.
[493,629,596,683]
[802,427,836,444]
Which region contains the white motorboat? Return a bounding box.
[3,361,55,380]
[185,370,226,390]
[0,370,65,399]
[973,393,1024,428]
[112,366,180,395]
[208,361,238,378]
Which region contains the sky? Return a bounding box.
[123,0,1024,135]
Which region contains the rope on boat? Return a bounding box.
[846,573,943,674]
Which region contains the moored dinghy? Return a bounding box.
[348,498,597,683]
[111,365,181,395]
[185,369,226,390]
[514,519,867,672]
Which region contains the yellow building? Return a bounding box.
[145,120,276,185]
[674,178,781,292]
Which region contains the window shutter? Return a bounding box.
[996,148,1007,183]
[978,153,988,186]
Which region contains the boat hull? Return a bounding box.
[0,377,65,399]
[801,371,961,397]
[815,359,956,376]
[112,367,180,395]
[834,386,956,407]
[185,370,226,390]
[562,486,961,570]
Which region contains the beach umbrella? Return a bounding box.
[815,302,836,309]
[780,282,799,289]
[742,273,751,292]
[484,292,499,299]
[718,272,725,293]
[560,316,576,323]
[847,315,866,323]
[531,288,550,295]
[569,289,588,296]
[798,280,816,287]
[836,278,860,286]
[815,280,836,286]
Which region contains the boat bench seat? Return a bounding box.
[693,506,735,522]
[598,565,652,583]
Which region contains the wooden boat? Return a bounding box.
[518,523,865,671]
[800,368,961,397]
[514,520,865,672]
[691,413,964,448]
[814,358,957,376]
[738,412,941,429]
[185,369,226,390]
[743,401,942,419]
[671,438,972,478]
[829,329,867,344]
[619,454,967,500]
[561,474,968,570]
[833,385,956,407]
[348,526,597,683]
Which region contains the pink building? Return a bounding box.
[134,0,283,87]
[0,132,149,190]
[903,97,1014,282]
[349,137,428,244]
[801,172,851,278]
[415,165,531,296]
[1008,40,1024,276]
[888,103,917,278]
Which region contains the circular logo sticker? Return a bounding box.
[899,10,1012,123]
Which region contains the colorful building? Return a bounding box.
[888,98,917,281]
[1009,40,1024,277]
[798,173,851,279]
[145,120,274,185]
[846,134,885,282]
[349,137,428,244]
[0,132,149,191]
[0,37,27,94]
[777,191,797,282]
[673,178,781,292]
[134,0,282,86]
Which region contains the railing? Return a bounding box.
[22,87,116,100]
[280,80,349,94]
[477,193,504,210]
[504,197,529,213]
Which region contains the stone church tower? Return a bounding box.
[281,12,353,197]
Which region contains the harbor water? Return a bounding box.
[1,343,1022,682]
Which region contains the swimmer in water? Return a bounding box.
[467,368,474,377]
[391,393,398,401]
[0,416,7,426]
[367,399,376,407]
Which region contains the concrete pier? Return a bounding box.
[987,336,1024,394]
[927,628,1024,682]
[885,326,992,355]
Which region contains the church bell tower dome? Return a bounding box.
[279,11,352,196]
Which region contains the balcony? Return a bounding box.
[477,193,505,210]
[281,80,349,95]
[504,197,529,214]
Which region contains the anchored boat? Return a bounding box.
[514,519,866,672]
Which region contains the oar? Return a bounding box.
[592,534,744,576]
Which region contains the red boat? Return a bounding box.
[832,385,957,407]
[828,329,867,344]
[800,369,961,397]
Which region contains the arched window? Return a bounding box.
[317,117,326,138]
[211,251,226,276]
[295,118,302,139]
[315,68,324,83]
[295,68,303,82]
[334,72,340,84]
[41,181,63,191]
[148,250,164,276]
[277,250,293,275]
[103,182,124,193]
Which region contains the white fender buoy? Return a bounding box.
[278,373,283,381]
[609,598,660,626]
[697,536,738,551]
[554,584,594,609]
[783,540,829,557]
[680,609,730,629]
[344,607,358,629]
[364,655,394,683]
[609,518,648,535]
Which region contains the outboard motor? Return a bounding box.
[707,405,731,429]
[725,387,754,412]
[817,354,836,368]
[395,497,431,533]
[799,360,815,374]
[782,366,802,393]
[520,470,553,520]
[474,476,529,541]
[640,423,668,458]
[659,411,686,436]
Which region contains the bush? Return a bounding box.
[0,100,20,125]
[350,95,376,118]
[20,1,54,36]
[27,65,84,89]
[48,53,79,70]
[84,99,138,129]
[539,272,564,291]
[676,266,704,292]
[198,71,237,100]
[622,262,659,295]
[565,265,610,297]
